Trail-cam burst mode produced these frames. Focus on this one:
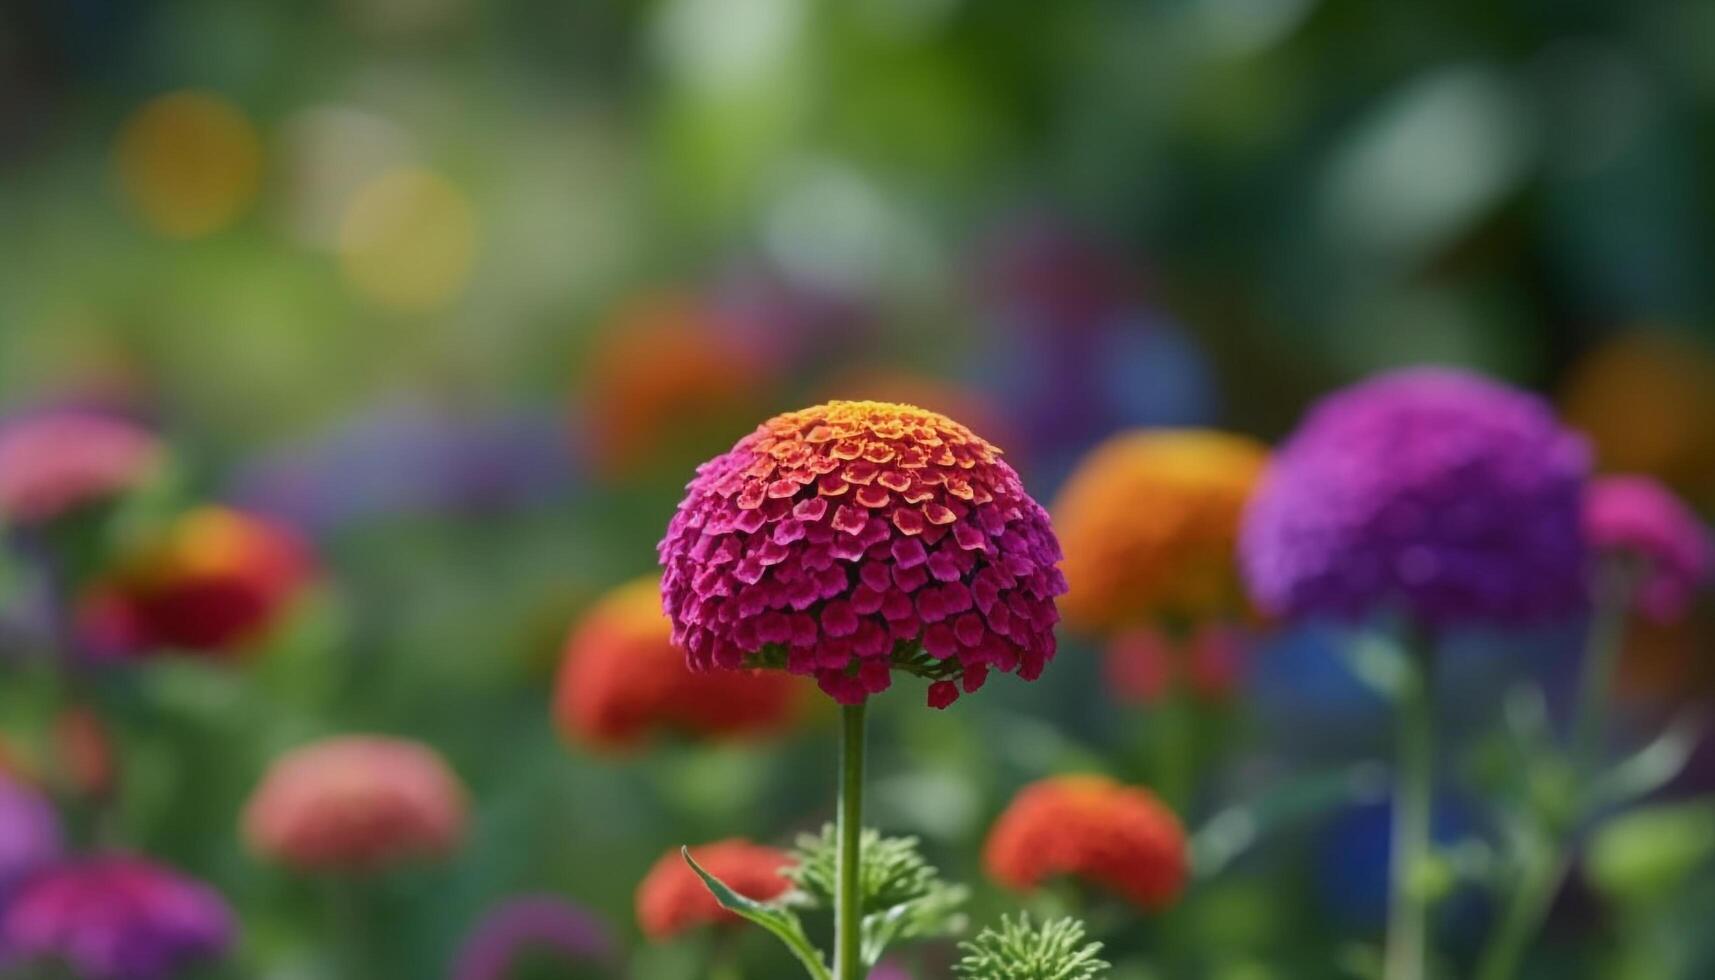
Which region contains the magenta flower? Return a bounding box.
[659,400,1066,706]
[1242,368,1590,628]
[451,895,616,980]
[1584,475,1714,623]
[0,855,234,980]
[0,773,60,902]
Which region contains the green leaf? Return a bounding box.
[953,914,1109,980]
[1589,712,1705,810]
[784,824,968,968]
[680,847,831,980]
[1586,798,1715,905]
[861,881,970,966]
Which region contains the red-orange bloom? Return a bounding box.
[88,507,310,656]
[553,577,803,751]
[635,839,791,941]
[984,775,1188,911]
[1104,624,1250,705]
[243,735,466,874]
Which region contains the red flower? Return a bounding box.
[984,775,1188,911]
[1103,624,1250,704]
[635,839,792,940]
[659,401,1066,706]
[86,507,310,656]
[553,577,804,751]
[243,736,466,873]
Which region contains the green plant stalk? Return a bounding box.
[1474,561,1638,980]
[835,701,867,980]
[1383,629,1435,980]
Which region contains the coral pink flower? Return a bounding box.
[1104,624,1250,704]
[243,735,466,873]
[984,774,1188,912]
[554,576,803,751]
[635,839,791,940]
[86,506,310,656]
[1585,475,1714,623]
[0,411,161,524]
[659,401,1066,707]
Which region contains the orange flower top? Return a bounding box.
[635,839,792,941]
[89,507,310,656]
[1054,429,1267,631]
[553,576,803,751]
[984,774,1188,912]
[583,292,765,480]
[243,736,467,874]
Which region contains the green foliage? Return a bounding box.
[1587,799,1715,906]
[680,848,831,980]
[785,824,940,914]
[954,915,1109,980]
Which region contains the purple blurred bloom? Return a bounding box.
[1241,368,1590,628]
[1584,475,1714,624]
[0,773,60,901]
[229,399,577,533]
[450,895,615,980]
[0,855,234,980]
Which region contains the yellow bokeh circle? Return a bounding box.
[114,91,263,239]
[337,168,477,312]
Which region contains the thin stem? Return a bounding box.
[1383,628,1435,980]
[835,700,867,980]
[1474,561,1638,980]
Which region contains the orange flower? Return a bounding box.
[243,736,466,874]
[984,775,1188,912]
[635,839,792,940]
[553,577,803,751]
[88,507,310,656]
[582,293,764,480]
[1054,430,1267,631]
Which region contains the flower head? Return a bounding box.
[1241,368,1590,628]
[0,772,60,901]
[659,400,1066,707]
[984,774,1188,912]
[554,576,803,751]
[635,839,791,940]
[1055,430,1267,630]
[243,735,466,873]
[0,855,234,980]
[451,895,616,980]
[1585,476,1714,624]
[1103,624,1249,705]
[0,411,161,525]
[86,507,311,655]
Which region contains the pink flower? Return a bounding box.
[1585,475,1714,623]
[0,412,161,524]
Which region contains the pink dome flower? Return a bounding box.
[0,411,161,525]
[0,855,234,980]
[658,400,1066,707]
[243,735,467,873]
[1585,475,1714,623]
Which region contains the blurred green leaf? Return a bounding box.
[1587,798,1715,906]
[681,847,831,980]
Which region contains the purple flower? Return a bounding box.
[1584,475,1714,623]
[1241,368,1590,628]
[0,773,60,901]
[0,855,234,980]
[450,895,616,980]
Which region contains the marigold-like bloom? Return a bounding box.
[659,401,1067,707]
[1055,430,1267,630]
[635,839,792,941]
[243,735,466,873]
[0,773,60,902]
[88,507,311,655]
[1585,476,1713,625]
[1242,368,1590,627]
[584,293,765,479]
[451,895,616,980]
[984,775,1188,911]
[0,855,234,980]
[1104,624,1249,704]
[0,411,161,525]
[554,576,802,751]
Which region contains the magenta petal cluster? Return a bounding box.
[1241,368,1591,628]
[0,411,161,525]
[0,773,60,901]
[1584,475,1714,624]
[0,855,234,980]
[659,400,1066,706]
[451,895,616,980]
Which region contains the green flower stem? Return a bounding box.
[836,701,868,980]
[1475,560,1639,980]
[1383,628,1435,980]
